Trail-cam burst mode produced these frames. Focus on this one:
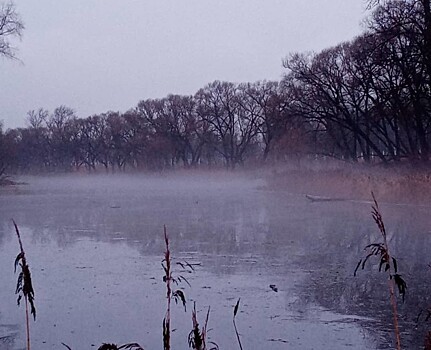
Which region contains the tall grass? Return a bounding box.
[96,343,145,350]
[188,302,218,350]
[12,220,36,350]
[354,193,407,350]
[62,343,145,350]
[162,225,193,350]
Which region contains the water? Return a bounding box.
[0,173,430,349]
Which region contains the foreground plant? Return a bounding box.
[188,302,218,350]
[233,298,243,350]
[354,193,406,350]
[97,343,144,350]
[426,331,431,350]
[62,342,144,350]
[415,306,431,349]
[13,220,36,350]
[162,225,194,350]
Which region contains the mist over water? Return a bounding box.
[0,173,430,349]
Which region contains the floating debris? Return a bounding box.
[269,284,278,292]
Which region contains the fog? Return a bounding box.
[1,172,430,349]
[1,0,430,347]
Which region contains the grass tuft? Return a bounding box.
[62,342,145,350]
[188,302,218,350]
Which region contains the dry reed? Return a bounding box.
[354,193,407,350]
[13,220,36,350]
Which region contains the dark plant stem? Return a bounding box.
[25,298,30,350]
[372,194,401,350]
[233,319,243,350]
[233,299,243,350]
[388,278,401,350]
[13,220,35,350]
[203,306,210,349]
[163,225,171,350]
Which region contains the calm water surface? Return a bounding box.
[0,173,430,349]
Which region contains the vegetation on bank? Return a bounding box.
[266,160,431,204]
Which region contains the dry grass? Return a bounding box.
[354,194,407,350]
[0,175,16,186]
[267,163,431,203]
[62,342,145,350]
[188,302,218,350]
[162,225,194,350]
[13,220,36,350]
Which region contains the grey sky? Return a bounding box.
[0,1,367,129]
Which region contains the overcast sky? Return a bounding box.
[0,1,368,129]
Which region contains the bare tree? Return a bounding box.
[195,81,261,168]
[0,122,8,176]
[0,1,24,59]
[26,108,48,129]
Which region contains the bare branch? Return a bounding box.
[0,1,24,60]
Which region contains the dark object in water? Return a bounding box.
[305,194,346,203]
[269,284,278,292]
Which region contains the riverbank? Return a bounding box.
[2,161,431,205]
[266,162,431,204]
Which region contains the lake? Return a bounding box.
[0,172,430,349]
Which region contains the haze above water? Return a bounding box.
[0,173,430,349]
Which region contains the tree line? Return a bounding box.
[1,0,430,175]
[1,82,298,173]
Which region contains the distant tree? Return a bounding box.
[0,1,24,59]
[161,95,206,167]
[78,115,108,171]
[368,0,431,161]
[121,109,150,169]
[0,122,8,176]
[237,81,291,161]
[45,106,77,170]
[195,81,261,168]
[0,2,23,178]
[105,111,131,171]
[21,109,50,171]
[367,0,431,93]
[26,108,48,129]
[283,50,388,162]
[135,99,176,169]
[284,0,431,164]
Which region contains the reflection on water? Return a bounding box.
[0,174,430,349]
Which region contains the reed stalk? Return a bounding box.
[233,298,243,350]
[13,220,36,350]
[188,302,218,350]
[162,225,192,350]
[163,225,172,350]
[354,193,406,350]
